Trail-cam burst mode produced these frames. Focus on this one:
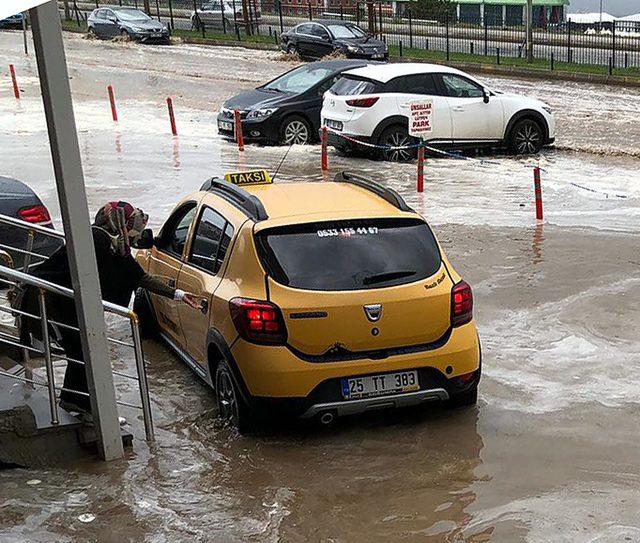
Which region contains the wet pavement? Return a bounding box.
[1,31,640,542]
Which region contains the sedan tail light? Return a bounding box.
[230,298,287,345]
[18,205,52,225]
[451,280,473,327]
[346,97,379,108]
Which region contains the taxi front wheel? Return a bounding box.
[215,360,254,433]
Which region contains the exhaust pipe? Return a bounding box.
[319,412,335,425]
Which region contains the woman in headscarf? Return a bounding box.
[24,201,199,416]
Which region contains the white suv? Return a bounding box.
[321,63,555,161]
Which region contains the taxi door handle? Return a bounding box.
[200,299,209,315]
[451,106,465,112]
[168,278,176,288]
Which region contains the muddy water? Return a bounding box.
[1,31,640,542]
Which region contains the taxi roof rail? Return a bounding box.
[333,171,413,212]
[200,177,269,221]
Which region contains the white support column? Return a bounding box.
[29,0,123,461]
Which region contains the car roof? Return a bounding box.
[298,59,375,71]
[341,62,470,83]
[200,181,415,226]
[310,19,362,27]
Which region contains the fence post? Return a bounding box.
[417,143,424,193]
[408,8,413,49]
[567,18,571,63]
[274,29,278,44]
[446,11,450,61]
[533,166,543,220]
[9,64,20,99]
[168,0,174,30]
[550,51,554,70]
[625,52,629,69]
[340,4,343,20]
[167,97,177,136]
[234,109,245,151]
[484,16,488,56]
[221,0,226,33]
[107,85,118,122]
[378,2,383,39]
[278,1,284,32]
[308,1,312,20]
[321,126,328,171]
[612,21,616,69]
[496,46,500,64]
[608,56,613,76]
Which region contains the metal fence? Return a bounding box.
[0,213,154,441]
[62,0,640,73]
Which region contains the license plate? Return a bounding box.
[372,53,384,59]
[218,120,234,132]
[341,370,419,400]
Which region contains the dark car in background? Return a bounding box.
[217,59,377,145]
[0,12,24,28]
[281,20,388,61]
[87,7,169,42]
[0,176,62,272]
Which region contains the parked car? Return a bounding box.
[322,63,556,160]
[191,0,261,31]
[0,12,24,28]
[0,176,62,272]
[281,20,388,61]
[134,170,481,431]
[217,59,376,145]
[87,7,169,42]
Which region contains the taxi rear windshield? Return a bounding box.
[255,218,442,291]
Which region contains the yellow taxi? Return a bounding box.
[134,170,481,431]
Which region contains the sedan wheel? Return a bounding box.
[281,116,310,145]
[510,119,543,155]
[379,126,417,162]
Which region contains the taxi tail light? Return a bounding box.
[230,298,287,345]
[451,280,473,327]
[346,97,379,108]
[18,205,51,225]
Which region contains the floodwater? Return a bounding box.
[1,31,640,542]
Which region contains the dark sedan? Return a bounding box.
[87,7,169,42]
[217,59,375,145]
[281,20,388,61]
[0,12,24,28]
[0,176,62,272]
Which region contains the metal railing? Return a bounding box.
[0,214,154,441]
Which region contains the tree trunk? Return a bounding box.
[143,0,151,14]
[242,0,252,35]
[366,1,376,34]
[63,0,71,20]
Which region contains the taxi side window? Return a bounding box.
[158,203,197,258]
[189,207,234,274]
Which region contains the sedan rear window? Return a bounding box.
[256,218,442,291]
[330,76,379,96]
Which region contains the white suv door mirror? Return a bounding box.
[483,89,490,103]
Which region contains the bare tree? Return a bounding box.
[242,0,252,36]
[63,0,71,20]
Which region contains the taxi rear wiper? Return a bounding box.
[362,270,416,285]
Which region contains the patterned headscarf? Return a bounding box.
[94,201,148,256]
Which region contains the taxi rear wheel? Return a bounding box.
[445,386,478,409]
[215,360,253,433]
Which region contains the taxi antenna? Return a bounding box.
[271,142,294,183]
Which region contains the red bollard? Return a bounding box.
[417,145,425,193]
[321,126,328,172]
[9,64,20,99]
[107,85,118,122]
[234,109,244,152]
[533,166,543,220]
[166,97,177,136]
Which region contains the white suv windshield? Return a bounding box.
[263,65,333,94]
[328,24,366,38]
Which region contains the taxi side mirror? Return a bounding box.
[483,89,490,104]
[135,228,155,249]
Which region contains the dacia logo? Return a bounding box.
[363,303,383,322]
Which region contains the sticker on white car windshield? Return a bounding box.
[317,227,379,238]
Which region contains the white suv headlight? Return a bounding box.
[247,108,278,119]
